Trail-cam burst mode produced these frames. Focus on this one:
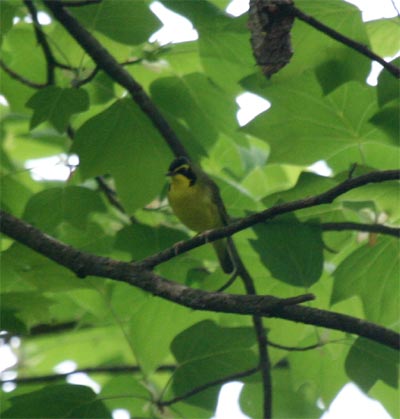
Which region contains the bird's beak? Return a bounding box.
[166,171,172,176]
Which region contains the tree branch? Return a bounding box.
[44,0,189,158]
[158,366,259,407]
[321,222,400,238]
[1,210,398,350]
[0,59,46,89]
[287,4,400,78]
[233,249,272,418]
[24,0,56,85]
[0,365,176,385]
[61,0,102,6]
[141,170,400,269]
[267,337,346,352]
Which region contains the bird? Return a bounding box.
[166,156,235,274]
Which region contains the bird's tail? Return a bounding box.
[213,239,235,274]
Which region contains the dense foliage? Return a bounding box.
[0,0,399,418]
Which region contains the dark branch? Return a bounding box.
[141,170,400,269]
[287,5,400,78]
[390,0,400,16]
[159,367,259,407]
[1,210,399,350]
[44,0,189,158]
[61,0,102,6]
[267,337,346,352]
[95,176,127,214]
[72,66,100,88]
[0,60,46,89]
[321,222,400,238]
[233,249,272,418]
[0,365,176,385]
[24,0,56,85]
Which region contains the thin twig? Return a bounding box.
[267,337,346,352]
[321,222,400,238]
[287,4,400,78]
[0,60,46,89]
[24,0,56,85]
[73,66,100,87]
[61,0,102,6]
[390,0,400,16]
[0,365,176,385]
[159,366,259,407]
[233,248,272,418]
[95,176,127,214]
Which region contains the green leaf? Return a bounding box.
[377,57,400,107]
[263,172,337,208]
[169,320,257,408]
[26,87,89,133]
[2,384,111,418]
[241,369,323,419]
[1,292,54,329]
[345,338,399,392]
[331,237,399,325]
[0,0,18,44]
[244,74,392,171]
[340,179,400,218]
[71,0,161,45]
[199,15,255,93]
[100,376,152,417]
[23,186,107,234]
[289,0,370,89]
[1,243,91,293]
[0,171,33,216]
[115,223,187,260]
[0,308,27,334]
[289,333,350,406]
[369,102,400,144]
[150,73,242,154]
[250,215,324,287]
[84,71,115,105]
[160,1,255,92]
[72,98,171,212]
[366,18,400,58]
[21,325,135,375]
[370,380,400,419]
[1,25,45,113]
[129,297,208,374]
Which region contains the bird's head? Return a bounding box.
[166,156,197,186]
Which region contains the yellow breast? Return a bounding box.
[167,174,222,232]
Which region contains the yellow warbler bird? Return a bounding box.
[166,156,234,274]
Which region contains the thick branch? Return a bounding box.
[141,170,400,268]
[1,210,398,350]
[44,0,189,157]
[287,5,400,78]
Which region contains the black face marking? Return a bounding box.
[168,156,190,172]
[167,156,197,186]
[175,166,197,186]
